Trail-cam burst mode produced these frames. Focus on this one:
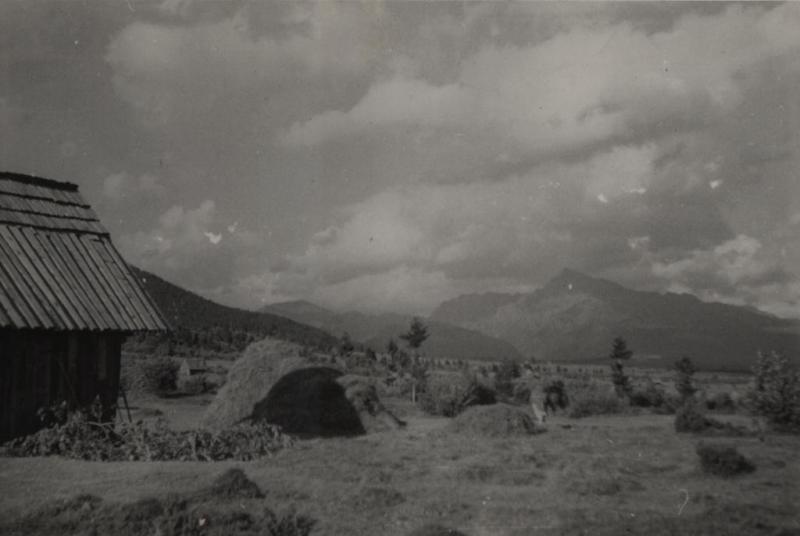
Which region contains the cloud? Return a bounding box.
[117,199,267,296]
[102,172,164,201]
[283,4,800,172]
[265,142,736,311]
[652,235,800,316]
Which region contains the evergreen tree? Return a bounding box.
[400,317,429,351]
[674,356,697,400]
[609,336,633,360]
[609,336,632,398]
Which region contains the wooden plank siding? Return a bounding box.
[0,330,124,442]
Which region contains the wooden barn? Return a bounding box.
[0,172,168,441]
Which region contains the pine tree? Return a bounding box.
[674,356,697,400]
[400,317,429,351]
[400,317,430,402]
[609,336,632,398]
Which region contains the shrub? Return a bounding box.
[543,379,569,413]
[675,398,711,433]
[567,381,625,418]
[706,392,736,413]
[696,443,755,477]
[629,381,666,408]
[747,351,800,432]
[141,357,179,395]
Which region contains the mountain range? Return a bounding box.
[260,301,523,362]
[431,269,800,371]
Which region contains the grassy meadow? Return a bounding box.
[1,380,798,536]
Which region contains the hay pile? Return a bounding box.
[447,403,545,437]
[202,338,309,431]
[337,374,406,433]
[203,338,403,437]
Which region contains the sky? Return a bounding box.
[1,1,799,318]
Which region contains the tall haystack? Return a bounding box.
[201,338,309,431]
[202,338,403,436]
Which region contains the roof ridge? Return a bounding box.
[0,171,79,192]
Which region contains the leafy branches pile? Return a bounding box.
[0,404,293,462]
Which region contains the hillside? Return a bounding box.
[261,301,523,362]
[124,268,338,358]
[431,269,800,371]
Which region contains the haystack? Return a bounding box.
[202,338,403,436]
[201,338,308,431]
[447,403,545,437]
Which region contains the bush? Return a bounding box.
[141,357,179,395]
[747,351,800,432]
[567,381,625,418]
[675,398,712,432]
[629,381,666,408]
[696,443,755,477]
[706,392,736,413]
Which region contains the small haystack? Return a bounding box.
[336,374,406,433]
[448,404,545,437]
[202,338,403,436]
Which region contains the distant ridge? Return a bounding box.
[262,301,524,363]
[431,269,800,371]
[127,267,338,355]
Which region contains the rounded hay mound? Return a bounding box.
[201,338,310,431]
[447,403,545,437]
[251,366,365,437]
[202,337,404,437]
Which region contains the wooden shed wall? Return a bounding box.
[0,330,123,442]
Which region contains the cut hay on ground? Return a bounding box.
[0,468,315,536]
[447,403,545,437]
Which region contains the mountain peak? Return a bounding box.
[543,268,624,295]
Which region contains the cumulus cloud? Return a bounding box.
[265,142,734,311]
[652,235,800,316]
[283,3,800,170]
[117,200,266,298]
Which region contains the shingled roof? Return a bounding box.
[0,171,168,331]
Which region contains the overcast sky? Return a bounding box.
[2,1,799,317]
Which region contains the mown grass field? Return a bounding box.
[1,392,798,535]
